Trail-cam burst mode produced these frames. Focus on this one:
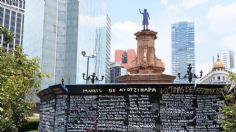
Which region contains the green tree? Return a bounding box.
[221,72,236,132]
[0,25,14,44]
[0,26,47,131]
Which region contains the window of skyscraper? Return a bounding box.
[0,7,3,23]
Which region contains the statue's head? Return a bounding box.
[144,9,147,12]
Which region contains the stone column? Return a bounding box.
[135,30,157,66]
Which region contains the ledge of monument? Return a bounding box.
[141,29,151,32]
[128,65,165,73]
[134,30,158,36]
[117,73,176,83]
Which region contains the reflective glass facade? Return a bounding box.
[42,0,110,88]
[171,22,195,83]
[0,0,25,52]
[110,62,127,83]
[23,0,44,60]
[41,0,59,88]
[94,23,111,83]
[21,0,44,102]
[76,0,110,84]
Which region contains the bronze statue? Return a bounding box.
[139,9,150,30]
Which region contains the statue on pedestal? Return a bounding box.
[139,9,150,30]
[117,10,176,83]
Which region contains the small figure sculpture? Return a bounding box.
[139,9,150,30]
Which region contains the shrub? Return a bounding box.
[18,117,39,132]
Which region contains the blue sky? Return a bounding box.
[107,0,236,74]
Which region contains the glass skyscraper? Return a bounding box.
[110,62,127,83]
[0,0,25,52]
[23,0,44,60]
[41,0,110,88]
[171,22,195,83]
[94,16,111,83]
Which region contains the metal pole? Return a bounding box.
[86,57,89,84]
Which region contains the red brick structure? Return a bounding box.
[115,50,124,63]
[114,49,137,69]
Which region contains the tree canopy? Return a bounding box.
[0,26,14,44]
[0,26,47,131]
[221,72,236,132]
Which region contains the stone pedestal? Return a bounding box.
[117,30,175,83]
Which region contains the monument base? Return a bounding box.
[117,74,176,83]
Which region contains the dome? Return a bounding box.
[213,54,225,69]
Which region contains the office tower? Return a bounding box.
[220,50,234,70]
[22,0,44,102]
[23,0,44,60]
[94,15,111,83]
[41,0,109,88]
[171,22,195,83]
[110,62,127,83]
[0,0,25,52]
[114,49,136,68]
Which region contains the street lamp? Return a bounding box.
[81,51,96,84]
[83,73,104,84]
[61,78,64,85]
[178,64,203,83]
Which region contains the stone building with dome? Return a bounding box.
[199,54,230,84]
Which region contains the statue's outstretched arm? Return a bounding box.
[139,9,143,14]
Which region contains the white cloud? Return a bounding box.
[111,21,139,61]
[182,0,208,9]
[167,4,178,11]
[111,21,139,39]
[79,15,106,27]
[206,2,236,33]
[195,29,202,46]
[219,34,236,51]
[155,29,171,74]
[194,19,205,46]
[160,0,168,6]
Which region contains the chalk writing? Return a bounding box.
[97,95,127,131]
[67,95,98,132]
[55,95,68,132]
[38,84,225,132]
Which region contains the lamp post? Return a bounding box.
[83,72,104,84]
[61,78,64,85]
[178,64,203,83]
[81,51,96,84]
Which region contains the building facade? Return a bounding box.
[200,55,229,84]
[40,0,110,88]
[115,49,136,68]
[171,22,195,83]
[220,50,234,70]
[94,15,111,83]
[23,0,44,60]
[0,0,25,52]
[110,62,127,83]
[115,50,125,63]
